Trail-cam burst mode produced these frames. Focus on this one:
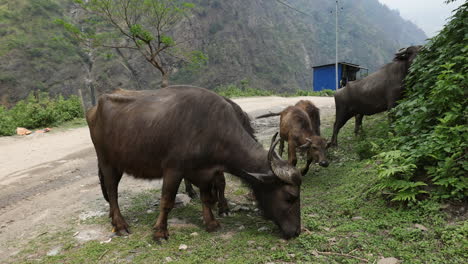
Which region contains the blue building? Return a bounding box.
[312,62,368,91]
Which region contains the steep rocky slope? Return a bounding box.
[0,0,426,106]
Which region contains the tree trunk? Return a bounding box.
[161,72,169,88]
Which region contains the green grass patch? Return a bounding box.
[214,84,334,98]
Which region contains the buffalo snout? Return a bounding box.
[319,160,329,167]
[281,226,301,239]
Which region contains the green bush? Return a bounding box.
[372,3,467,202]
[0,106,16,136]
[0,93,84,136]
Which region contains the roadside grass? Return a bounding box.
[51,118,87,132]
[213,84,334,98]
[10,115,467,263]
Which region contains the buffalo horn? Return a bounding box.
[268,133,298,185]
[298,139,312,149]
[395,47,408,58]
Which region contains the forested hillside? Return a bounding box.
[0,0,426,106]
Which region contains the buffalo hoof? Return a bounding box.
[205,220,220,232]
[112,219,130,236]
[113,228,130,236]
[153,229,169,241]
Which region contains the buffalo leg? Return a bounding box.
[200,184,221,232]
[184,179,198,199]
[279,138,285,157]
[153,168,183,241]
[354,114,364,135]
[301,157,313,176]
[215,173,229,217]
[329,108,354,147]
[99,162,128,235]
[287,141,298,167]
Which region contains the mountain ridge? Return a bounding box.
[0,0,427,106]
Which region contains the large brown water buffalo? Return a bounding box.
[86,86,302,240]
[256,100,328,175]
[329,45,422,147]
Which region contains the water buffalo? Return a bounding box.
[329,45,422,147]
[295,100,321,136]
[256,100,329,175]
[86,86,302,240]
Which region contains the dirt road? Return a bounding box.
[0,96,335,260]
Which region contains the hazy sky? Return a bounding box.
[377,0,464,37]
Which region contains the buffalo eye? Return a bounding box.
[285,192,298,203]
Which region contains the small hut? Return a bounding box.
[312,62,368,91]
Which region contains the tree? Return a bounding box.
[61,0,198,88]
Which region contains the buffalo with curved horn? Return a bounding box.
[86,86,302,240]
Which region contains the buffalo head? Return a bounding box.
[243,133,302,239]
[299,136,329,167]
[394,45,422,64]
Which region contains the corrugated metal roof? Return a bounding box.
[312,62,368,70]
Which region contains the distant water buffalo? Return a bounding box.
[256,100,328,175]
[329,45,422,147]
[86,86,302,240]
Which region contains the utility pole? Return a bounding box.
[335,0,339,90]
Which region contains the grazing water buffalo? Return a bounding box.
[329,45,422,147]
[295,100,321,136]
[86,86,302,240]
[256,100,328,175]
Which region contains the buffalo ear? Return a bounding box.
[394,47,408,60]
[243,171,278,184]
[298,139,311,150]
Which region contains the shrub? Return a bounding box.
[372,3,467,202]
[0,93,84,136]
[0,106,16,136]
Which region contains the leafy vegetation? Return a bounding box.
[371,3,467,202]
[59,0,198,87]
[0,0,84,103]
[0,93,84,136]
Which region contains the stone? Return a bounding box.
[46,246,62,256]
[175,194,191,207]
[414,224,428,231]
[165,256,173,262]
[178,244,188,250]
[257,226,269,232]
[352,216,363,220]
[377,257,400,264]
[190,232,199,237]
